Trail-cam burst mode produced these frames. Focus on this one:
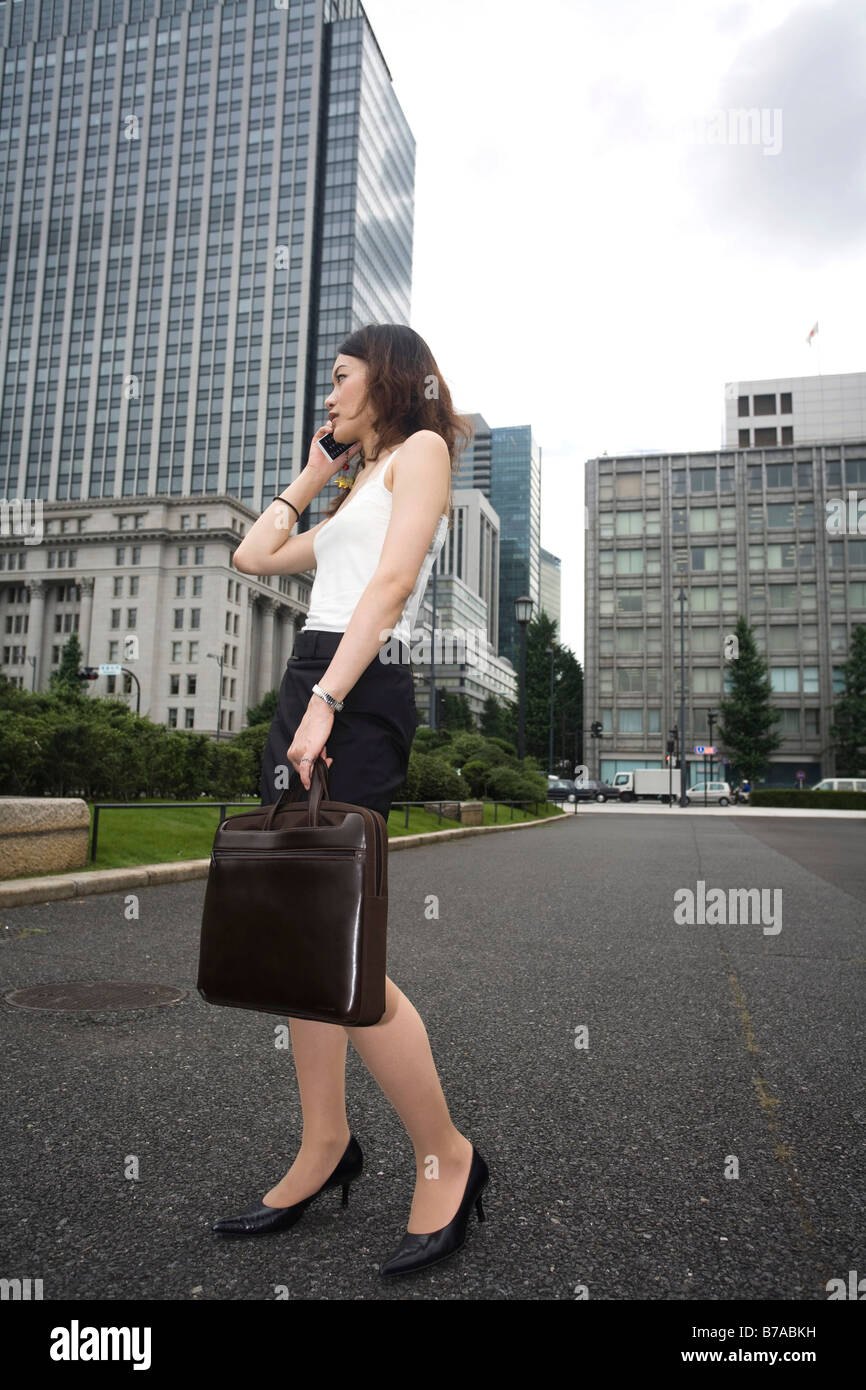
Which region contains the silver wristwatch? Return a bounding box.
[311,681,344,712]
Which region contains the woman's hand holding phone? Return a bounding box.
[304,424,362,487]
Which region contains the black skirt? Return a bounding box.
[260,629,418,820]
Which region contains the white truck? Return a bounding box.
[612,768,682,803]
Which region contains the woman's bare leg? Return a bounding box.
[262,1017,352,1207]
[345,976,474,1234]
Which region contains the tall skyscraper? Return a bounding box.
[456,417,542,668]
[0,0,413,506]
[0,0,415,725]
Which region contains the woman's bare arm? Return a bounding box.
[232,513,329,576]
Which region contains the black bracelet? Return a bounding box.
[273,496,300,520]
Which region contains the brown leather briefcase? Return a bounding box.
[197,756,388,1026]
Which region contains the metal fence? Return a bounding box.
[88,797,561,861]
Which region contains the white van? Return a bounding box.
[811,778,866,792]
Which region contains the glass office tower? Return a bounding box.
[0,0,415,723]
[0,0,414,512]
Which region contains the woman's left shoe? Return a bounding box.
[378,1144,489,1278]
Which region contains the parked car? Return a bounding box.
[810,778,866,792]
[547,779,577,804]
[685,780,733,806]
[572,779,621,804]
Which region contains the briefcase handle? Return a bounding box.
[262,755,329,831]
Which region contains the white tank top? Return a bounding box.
[301,443,449,649]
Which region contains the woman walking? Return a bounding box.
[213,323,490,1277]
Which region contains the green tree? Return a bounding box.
[521,611,583,775]
[49,630,88,699]
[716,614,782,782]
[830,623,866,775]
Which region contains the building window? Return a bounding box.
[830,624,847,653]
[616,668,644,693]
[805,708,819,736]
[778,708,800,735]
[689,507,718,532]
[719,467,734,492]
[755,427,778,446]
[803,666,819,694]
[691,546,718,571]
[766,463,793,488]
[781,426,794,445]
[767,584,797,609]
[647,708,661,733]
[738,395,749,417]
[768,626,799,650]
[753,394,776,416]
[615,474,641,500]
[690,587,719,612]
[845,458,866,487]
[616,628,643,652]
[739,429,751,447]
[780,392,792,414]
[850,581,866,607]
[770,667,799,692]
[692,668,721,693]
[618,708,643,733]
[748,465,762,492]
[690,468,716,492]
[826,459,842,489]
[616,592,643,615]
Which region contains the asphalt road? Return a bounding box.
[0,813,862,1301]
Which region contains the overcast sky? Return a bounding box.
[362,0,866,662]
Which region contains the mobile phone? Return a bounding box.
[317,431,357,462]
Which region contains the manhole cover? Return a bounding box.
[4,982,187,1011]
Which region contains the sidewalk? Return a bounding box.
[0,811,567,907]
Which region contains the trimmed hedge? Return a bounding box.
[749,790,866,810]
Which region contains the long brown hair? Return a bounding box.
[322,323,473,525]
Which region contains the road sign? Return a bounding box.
[694,745,716,755]
[98,664,122,675]
[796,770,805,781]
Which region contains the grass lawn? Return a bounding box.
[12,797,565,879]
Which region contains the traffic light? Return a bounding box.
[78,668,99,681]
[666,739,675,755]
[590,720,603,738]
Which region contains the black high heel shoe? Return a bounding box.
[212,1135,363,1236]
[378,1144,489,1277]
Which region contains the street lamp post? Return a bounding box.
[677,587,688,807]
[514,596,534,760]
[207,651,224,741]
[707,708,717,803]
[546,644,554,775]
[668,724,678,809]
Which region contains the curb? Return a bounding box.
[0,812,569,907]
